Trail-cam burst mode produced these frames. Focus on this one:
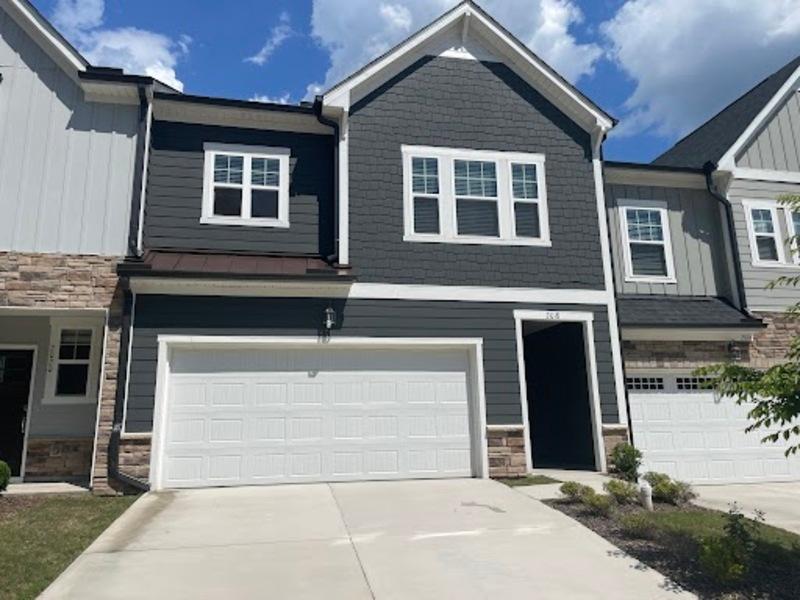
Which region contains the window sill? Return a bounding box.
[403,234,552,248]
[201,216,290,229]
[750,260,800,269]
[624,275,677,285]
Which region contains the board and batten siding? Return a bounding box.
[0,7,138,256]
[124,295,619,433]
[347,55,605,289]
[728,178,800,312]
[605,183,733,298]
[143,121,335,256]
[737,92,800,172]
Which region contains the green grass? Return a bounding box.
[0,494,137,600]
[498,474,561,487]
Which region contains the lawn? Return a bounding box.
[548,497,800,599]
[497,474,561,487]
[0,493,137,600]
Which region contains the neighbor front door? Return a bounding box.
[0,350,34,477]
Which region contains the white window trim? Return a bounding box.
[43,317,103,405]
[783,206,800,265]
[401,145,550,247]
[618,200,676,284]
[743,200,786,267]
[201,143,290,228]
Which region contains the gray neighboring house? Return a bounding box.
[0,0,174,489]
[100,1,631,491]
[609,54,800,484]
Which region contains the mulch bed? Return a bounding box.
[546,499,800,600]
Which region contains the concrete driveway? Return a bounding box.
[42,479,694,600]
[694,482,800,535]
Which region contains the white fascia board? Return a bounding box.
[322,2,613,133]
[718,65,800,171]
[621,327,757,342]
[128,277,610,305]
[730,167,800,185]
[604,166,706,190]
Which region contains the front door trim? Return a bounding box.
[149,335,489,490]
[0,345,38,482]
[513,310,606,473]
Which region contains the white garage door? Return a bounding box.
[155,345,476,489]
[629,374,800,484]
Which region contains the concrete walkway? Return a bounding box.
[41,478,693,599]
[5,482,89,495]
[694,482,800,535]
[516,469,611,501]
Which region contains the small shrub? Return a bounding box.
[581,493,615,517]
[642,472,696,506]
[0,460,10,493]
[559,481,595,502]
[609,442,642,482]
[619,512,657,539]
[603,479,639,505]
[699,536,747,584]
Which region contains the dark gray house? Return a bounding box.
[96,1,630,490]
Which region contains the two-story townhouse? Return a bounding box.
[608,55,800,484]
[95,1,630,491]
[0,0,169,490]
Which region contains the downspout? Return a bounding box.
[313,96,340,265]
[107,288,150,491]
[127,84,152,258]
[703,161,748,311]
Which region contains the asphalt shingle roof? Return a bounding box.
[616,296,762,329]
[652,55,800,169]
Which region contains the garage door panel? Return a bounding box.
[159,346,476,488]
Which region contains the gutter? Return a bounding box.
[107,288,149,492]
[703,162,749,312]
[127,84,151,258]
[313,96,341,265]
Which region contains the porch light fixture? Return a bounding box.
[324,306,337,330]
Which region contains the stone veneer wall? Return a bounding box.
[0,252,124,493]
[487,426,527,477]
[749,312,800,368]
[24,438,94,480]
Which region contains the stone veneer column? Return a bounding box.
[487,426,527,478]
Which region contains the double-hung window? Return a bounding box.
[402,146,549,246]
[43,318,101,404]
[202,143,290,228]
[786,208,800,265]
[744,201,784,266]
[619,203,675,282]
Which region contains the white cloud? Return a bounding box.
[308,0,601,96]
[250,92,293,104]
[51,0,189,91]
[245,12,294,66]
[603,0,800,139]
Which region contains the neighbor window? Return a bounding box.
[785,208,800,265]
[743,201,785,266]
[44,319,100,404]
[402,146,549,246]
[620,204,675,281]
[202,143,290,227]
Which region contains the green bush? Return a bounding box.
[559,481,595,502]
[642,472,696,505]
[619,513,657,539]
[581,493,615,517]
[603,479,639,504]
[698,536,747,584]
[609,442,642,482]
[0,460,10,493]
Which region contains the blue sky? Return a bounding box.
[35,1,800,162]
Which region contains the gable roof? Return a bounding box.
[322,0,614,134]
[653,55,800,169]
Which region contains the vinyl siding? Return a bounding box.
[124,295,619,433]
[737,92,800,172]
[605,183,733,298]
[143,121,335,256]
[728,177,800,311]
[347,56,605,289]
[0,6,138,256]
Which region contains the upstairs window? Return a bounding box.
[743,201,784,266]
[619,203,675,282]
[787,208,800,265]
[202,143,290,228]
[402,146,550,246]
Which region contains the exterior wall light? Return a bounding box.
[324,306,337,330]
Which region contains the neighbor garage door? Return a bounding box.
[154,345,476,489]
[628,374,800,484]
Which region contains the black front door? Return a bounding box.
[0,350,34,477]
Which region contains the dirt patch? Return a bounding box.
[0,494,47,521]
[547,499,800,600]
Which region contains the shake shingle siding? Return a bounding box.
[144,121,335,256]
[347,56,605,288]
[124,295,619,433]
